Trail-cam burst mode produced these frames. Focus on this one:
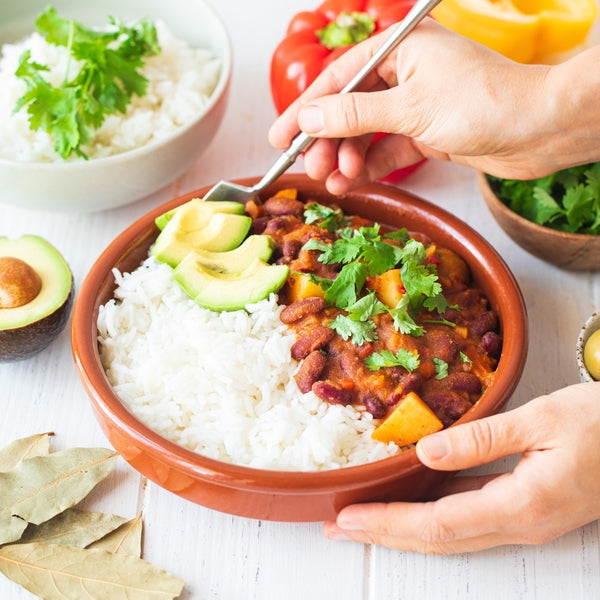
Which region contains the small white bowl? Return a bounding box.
[0,0,232,212]
[576,311,600,382]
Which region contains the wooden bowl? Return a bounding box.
[478,172,600,271]
[71,174,528,522]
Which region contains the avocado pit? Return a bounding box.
[0,235,73,361]
[0,256,43,308]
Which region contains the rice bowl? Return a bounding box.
[72,174,528,521]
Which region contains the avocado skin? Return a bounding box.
[0,280,74,362]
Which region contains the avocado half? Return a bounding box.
[0,235,73,361]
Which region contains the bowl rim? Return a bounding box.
[72,173,528,491]
[477,171,600,241]
[0,0,233,170]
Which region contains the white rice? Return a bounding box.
[97,258,400,471]
[0,20,221,162]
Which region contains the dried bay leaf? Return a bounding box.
[0,433,52,472]
[88,512,143,557]
[18,509,127,548]
[0,542,185,599]
[0,447,117,545]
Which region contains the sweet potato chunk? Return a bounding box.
[367,269,403,309]
[372,391,443,445]
[287,273,325,302]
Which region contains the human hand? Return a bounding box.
[323,382,600,554]
[268,19,579,195]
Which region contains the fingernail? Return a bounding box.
[419,433,450,460]
[326,530,352,541]
[299,105,324,134]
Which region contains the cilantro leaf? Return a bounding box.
[364,349,421,372]
[14,5,160,159]
[329,314,378,345]
[433,358,449,380]
[303,202,347,231]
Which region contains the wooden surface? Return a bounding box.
[2,1,600,598]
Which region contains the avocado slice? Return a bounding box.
[151,211,252,268]
[176,235,275,277]
[174,257,290,312]
[0,235,73,361]
[154,198,245,231]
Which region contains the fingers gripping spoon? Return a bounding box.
[202,0,442,205]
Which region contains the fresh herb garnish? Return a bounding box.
[364,348,421,372]
[301,202,449,344]
[303,201,348,232]
[433,357,449,380]
[14,5,160,159]
[488,163,600,234]
[460,351,473,366]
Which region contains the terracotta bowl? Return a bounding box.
[71,174,528,522]
[478,172,600,271]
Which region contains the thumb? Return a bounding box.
[297,89,404,139]
[415,402,542,471]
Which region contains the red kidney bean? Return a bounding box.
[280,298,327,324]
[338,350,362,378]
[282,238,303,259]
[249,216,269,235]
[263,196,305,217]
[423,391,472,427]
[312,380,353,405]
[427,330,459,364]
[470,310,498,337]
[481,331,502,358]
[361,393,387,419]
[295,351,327,393]
[291,325,335,360]
[444,372,482,395]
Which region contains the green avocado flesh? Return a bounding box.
[0,235,73,361]
[154,198,246,231]
[178,235,275,275]
[151,211,252,268]
[174,257,290,312]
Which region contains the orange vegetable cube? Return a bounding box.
[287,273,325,302]
[372,392,443,446]
[274,188,298,200]
[367,269,404,309]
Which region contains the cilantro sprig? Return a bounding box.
[488,163,600,234]
[364,348,421,372]
[301,202,449,345]
[14,5,160,159]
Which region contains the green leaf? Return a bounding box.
[329,314,377,345]
[17,509,127,549]
[14,6,160,159]
[433,358,449,380]
[324,261,368,308]
[0,433,52,472]
[303,202,347,232]
[88,513,143,557]
[364,349,421,372]
[0,542,184,600]
[0,448,117,545]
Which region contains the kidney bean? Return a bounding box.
[263,196,305,217]
[427,330,459,364]
[470,310,498,337]
[280,297,327,324]
[282,238,303,260]
[249,216,269,235]
[312,380,353,405]
[338,350,362,378]
[481,331,502,358]
[423,391,472,428]
[291,325,335,360]
[361,393,387,419]
[444,372,482,395]
[295,351,327,393]
[385,372,423,407]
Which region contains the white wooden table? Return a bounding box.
[2,1,600,598]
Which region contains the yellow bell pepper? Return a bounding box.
[432,0,598,63]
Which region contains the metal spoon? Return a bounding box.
[202,0,443,204]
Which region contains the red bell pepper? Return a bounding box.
[270,0,424,182]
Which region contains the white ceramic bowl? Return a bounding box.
[576,311,600,382]
[0,0,232,212]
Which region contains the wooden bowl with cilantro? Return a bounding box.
[478,167,600,271]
